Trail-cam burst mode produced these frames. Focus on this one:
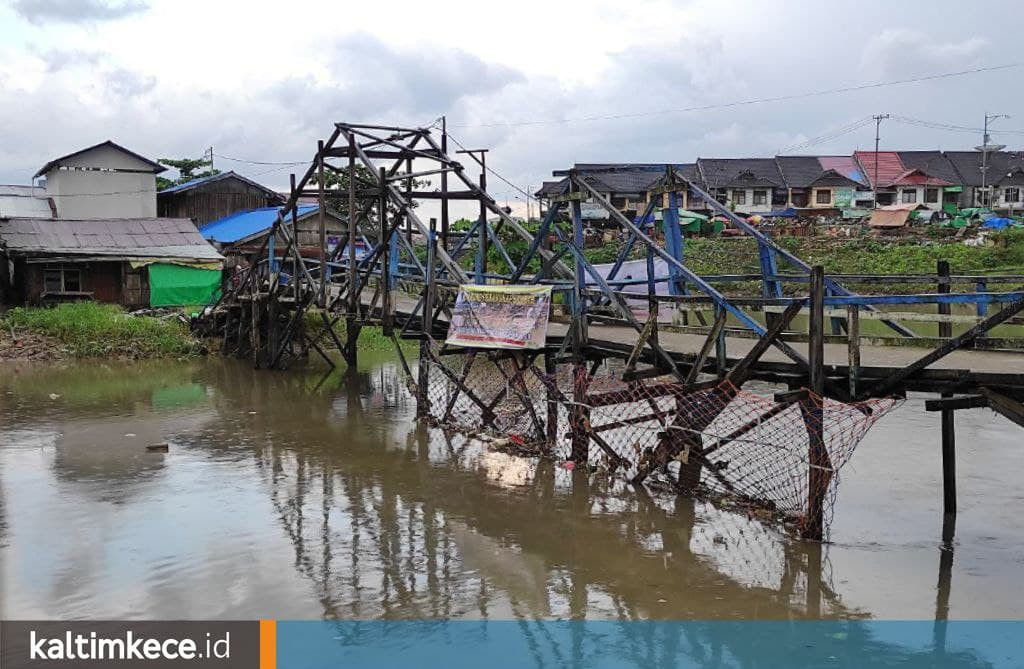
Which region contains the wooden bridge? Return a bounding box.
[199,121,1024,540]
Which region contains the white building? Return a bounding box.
[35,140,166,219]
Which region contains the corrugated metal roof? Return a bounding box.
[817,156,866,185]
[158,170,283,200]
[853,151,906,187]
[896,151,961,185]
[0,217,222,261]
[0,185,44,197]
[0,195,55,218]
[944,150,1024,187]
[697,158,784,188]
[775,156,826,188]
[199,205,319,244]
[534,180,568,197]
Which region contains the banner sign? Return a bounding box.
[446,284,551,349]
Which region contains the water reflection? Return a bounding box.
[0,357,1018,627]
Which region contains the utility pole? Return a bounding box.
[207,146,214,171]
[456,148,490,283]
[978,113,1009,207]
[871,114,889,210]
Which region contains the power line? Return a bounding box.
[449,62,1021,129]
[890,114,1024,136]
[212,152,307,166]
[777,116,875,154]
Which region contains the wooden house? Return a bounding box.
[157,171,285,226]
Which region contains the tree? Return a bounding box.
[309,167,430,223]
[156,156,220,190]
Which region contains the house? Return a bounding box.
[157,171,285,226]
[199,205,348,266]
[944,150,1024,211]
[695,158,787,211]
[34,140,166,219]
[0,217,223,308]
[853,151,954,210]
[775,156,865,210]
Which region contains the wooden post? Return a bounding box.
[569,188,590,463]
[937,260,952,339]
[345,132,359,366]
[847,304,860,398]
[440,117,450,253]
[544,352,559,450]
[417,218,438,419]
[941,391,957,515]
[379,167,393,336]
[317,139,327,308]
[715,304,727,377]
[803,265,828,540]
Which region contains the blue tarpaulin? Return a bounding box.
[750,208,797,218]
[199,205,318,243]
[983,217,1016,229]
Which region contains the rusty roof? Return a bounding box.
[0,217,223,262]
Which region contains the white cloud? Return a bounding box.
[1,0,1021,212]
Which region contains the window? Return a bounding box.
[815,189,831,205]
[925,188,939,204]
[1004,187,1021,203]
[753,190,768,205]
[901,189,917,204]
[42,267,82,293]
[732,190,746,205]
[977,189,992,206]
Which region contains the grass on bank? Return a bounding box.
[2,302,203,358]
[303,310,417,354]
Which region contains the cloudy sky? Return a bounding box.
[1,0,1022,214]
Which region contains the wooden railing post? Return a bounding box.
[802,265,828,540]
[937,260,952,339]
[847,304,860,398]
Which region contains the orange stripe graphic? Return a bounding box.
[259,619,277,669]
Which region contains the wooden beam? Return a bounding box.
[924,395,988,411]
[863,298,1024,399]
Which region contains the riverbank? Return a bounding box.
[0,302,204,361]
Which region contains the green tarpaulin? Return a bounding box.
[148,263,221,307]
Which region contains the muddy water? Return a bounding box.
[1,357,1022,621]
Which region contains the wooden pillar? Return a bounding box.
[803,265,828,540]
[937,260,952,339]
[544,352,559,450]
[440,117,450,253]
[715,304,727,377]
[941,391,957,515]
[847,304,860,398]
[570,361,590,464]
[316,139,327,308]
[345,132,359,366]
[379,167,393,336]
[416,218,438,419]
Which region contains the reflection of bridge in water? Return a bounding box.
[188,361,979,666]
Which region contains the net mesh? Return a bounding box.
[420,343,902,537]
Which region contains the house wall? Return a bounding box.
[44,145,158,218]
[158,180,281,225]
[726,187,774,209]
[892,186,944,210]
[14,260,131,305]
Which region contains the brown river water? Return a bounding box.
[1,355,1023,621]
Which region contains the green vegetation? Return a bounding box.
[2,302,204,358]
[303,310,416,353]
[156,155,219,191]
